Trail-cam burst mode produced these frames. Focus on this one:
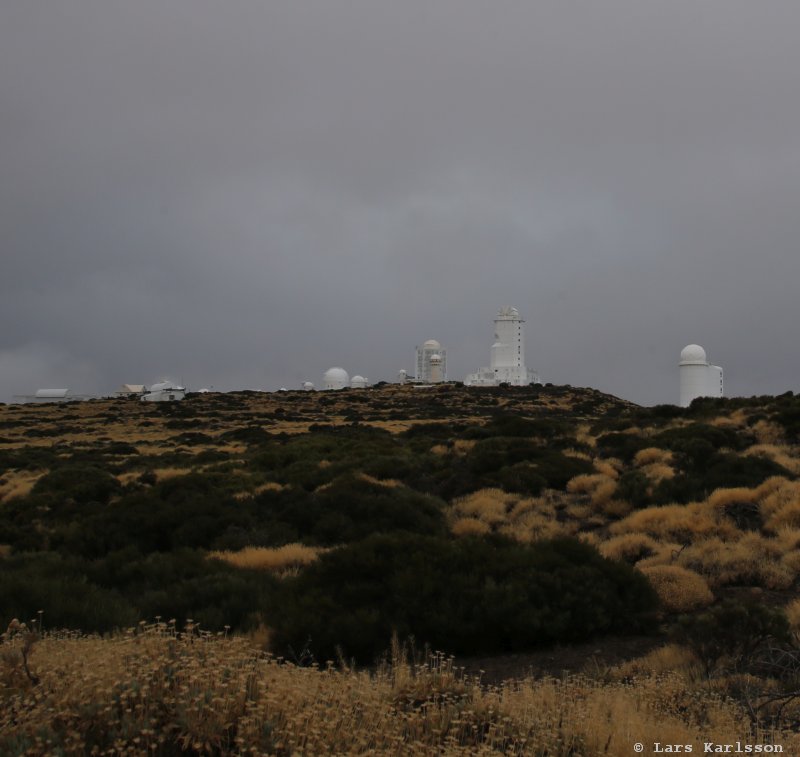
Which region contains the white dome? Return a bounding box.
[323,367,349,390]
[423,339,441,350]
[350,375,368,388]
[680,344,707,364]
[302,381,315,391]
[429,354,442,363]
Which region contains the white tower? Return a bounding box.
[679,344,723,407]
[429,354,443,383]
[415,339,447,383]
[466,307,541,386]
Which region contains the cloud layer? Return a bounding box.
[2,2,799,404]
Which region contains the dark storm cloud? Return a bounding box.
[2,1,800,403]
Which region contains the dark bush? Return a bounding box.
[672,600,791,676]
[31,465,121,506]
[271,534,658,663]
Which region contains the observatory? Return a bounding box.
[679,344,723,407]
[415,339,447,383]
[350,375,369,389]
[141,381,186,402]
[323,367,349,390]
[465,307,541,387]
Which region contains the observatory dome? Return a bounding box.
[323,367,349,390]
[430,354,442,363]
[423,339,441,350]
[350,375,368,388]
[680,344,707,364]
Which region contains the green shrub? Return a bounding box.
[271,534,658,663]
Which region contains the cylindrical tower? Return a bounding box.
[679,344,709,407]
[429,354,443,383]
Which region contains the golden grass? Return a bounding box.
[153,467,194,481]
[676,534,794,590]
[0,470,44,503]
[633,447,674,467]
[638,565,714,613]
[357,472,402,488]
[599,533,660,564]
[451,488,512,526]
[0,544,11,559]
[752,419,787,445]
[232,481,285,501]
[609,502,740,543]
[611,644,702,681]
[744,444,800,475]
[208,544,324,575]
[593,458,621,479]
[1,625,786,756]
[451,517,490,537]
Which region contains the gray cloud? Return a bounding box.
[2,1,800,404]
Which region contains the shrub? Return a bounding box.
[672,599,791,675]
[270,534,658,663]
[638,565,714,613]
[599,533,660,564]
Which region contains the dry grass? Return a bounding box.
[153,467,194,481]
[1,624,787,756]
[745,444,800,475]
[638,565,714,613]
[611,644,702,681]
[599,533,660,564]
[451,488,513,526]
[233,481,285,501]
[0,470,44,503]
[633,447,674,467]
[676,534,794,590]
[208,544,324,576]
[451,517,490,537]
[752,419,787,445]
[609,502,739,543]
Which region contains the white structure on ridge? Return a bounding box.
[350,375,369,389]
[323,367,349,390]
[14,388,90,404]
[415,339,447,383]
[465,307,541,387]
[302,381,315,391]
[141,380,186,402]
[679,344,723,407]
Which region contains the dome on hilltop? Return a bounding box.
[680,344,707,364]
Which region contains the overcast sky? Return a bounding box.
[2,2,799,405]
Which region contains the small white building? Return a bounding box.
[350,375,369,389]
[141,381,186,402]
[302,381,315,391]
[465,307,541,387]
[415,339,448,383]
[14,388,90,404]
[679,344,723,407]
[116,384,146,397]
[323,367,349,390]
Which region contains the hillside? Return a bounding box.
[3,383,800,753]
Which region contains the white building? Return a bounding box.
[323,367,349,390]
[14,388,89,404]
[116,384,146,397]
[415,339,447,383]
[679,344,723,407]
[141,381,186,402]
[350,375,369,389]
[465,307,541,387]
